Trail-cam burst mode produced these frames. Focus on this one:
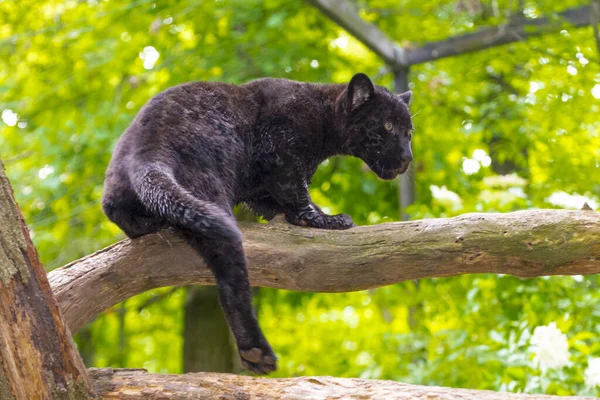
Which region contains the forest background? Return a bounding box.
[1,0,599,396]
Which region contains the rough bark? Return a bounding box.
[89,368,594,400]
[0,160,94,399]
[308,0,592,67]
[49,209,600,334]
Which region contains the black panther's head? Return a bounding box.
[336,73,414,180]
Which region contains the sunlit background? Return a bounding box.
[1,0,599,396]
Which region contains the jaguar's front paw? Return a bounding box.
[323,213,355,230]
[285,211,355,230]
[285,213,312,227]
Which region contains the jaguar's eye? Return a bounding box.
[384,121,393,131]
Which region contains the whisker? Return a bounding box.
[411,108,423,118]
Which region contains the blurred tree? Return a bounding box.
[184,286,239,373]
[183,207,257,373]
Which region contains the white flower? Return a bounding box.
[430,185,462,208]
[38,165,54,180]
[592,84,600,99]
[546,191,598,210]
[2,109,18,126]
[139,46,160,70]
[472,149,492,167]
[585,357,600,387]
[483,173,527,188]
[529,322,570,371]
[462,158,480,175]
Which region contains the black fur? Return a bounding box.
[102,73,413,374]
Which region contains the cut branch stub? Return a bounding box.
[49,209,600,334]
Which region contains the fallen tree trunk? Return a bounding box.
[49,209,600,334]
[89,368,594,399]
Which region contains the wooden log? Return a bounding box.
[49,210,600,334]
[89,368,595,399]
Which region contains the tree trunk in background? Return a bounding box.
[394,66,415,221]
[117,301,128,368]
[75,326,96,368]
[182,205,255,373]
[0,159,94,399]
[394,67,424,362]
[183,287,238,373]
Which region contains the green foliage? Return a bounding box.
[1,0,599,395]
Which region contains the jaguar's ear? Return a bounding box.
[398,90,412,105]
[346,73,375,111]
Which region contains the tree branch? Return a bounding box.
[406,5,593,65]
[306,0,407,66]
[307,0,592,67]
[592,0,600,58]
[49,210,600,334]
[89,368,594,399]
